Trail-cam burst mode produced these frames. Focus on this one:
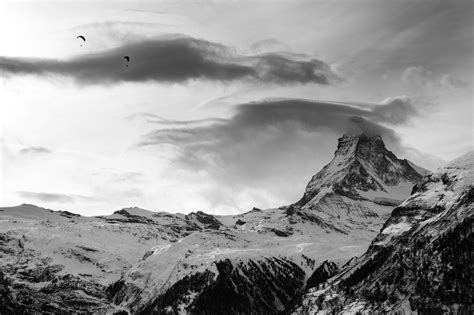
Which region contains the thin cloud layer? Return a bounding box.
[17,191,93,203]
[440,74,468,89]
[249,38,290,54]
[19,146,52,155]
[0,36,338,86]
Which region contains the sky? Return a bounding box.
[0,0,472,216]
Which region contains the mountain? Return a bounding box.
[294,151,473,314]
[301,134,425,204]
[0,134,427,314]
[288,133,426,237]
[0,205,230,313]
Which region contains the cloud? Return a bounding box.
[0,35,338,86]
[401,66,433,87]
[335,1,473,81]
[127,112,226,125]
[73,21,168,30]
[19,146,52,155]
[401,66,469,90]
[252,53,335,84]
[126,9,169,15]
[149,118,228,127]
[373,95,418,125]
[135,98,416,210]
[249,38,290,54]
[17,191,94,203]
[125,112,168,121]
[440,74,469,89]
[109,171,144,183]
[70,20,177,48]
[138,98,416,149]
[126,112,227,127]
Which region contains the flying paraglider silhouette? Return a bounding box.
[124,56,130,67]
[76,35,86,46]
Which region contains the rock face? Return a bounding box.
[294,151,474,314]
[301,134,424,204]
[305,260,339,290]
[0,133,428,314]
[137,257,306,315]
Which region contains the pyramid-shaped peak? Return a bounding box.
[335,133,386,158]
[299,133,425,206]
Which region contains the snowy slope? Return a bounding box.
[289,133,425,237]
[0,205,230,313]
[294,151,473,314]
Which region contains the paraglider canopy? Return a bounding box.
[124,56,130,67]
[76,35,85,47]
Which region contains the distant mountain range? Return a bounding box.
[1,134,471,314]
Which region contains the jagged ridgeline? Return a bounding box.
[3,134,468,314]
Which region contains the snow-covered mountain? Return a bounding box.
[0,134,428,314]
[0,205,230,313]
[291,133,427,237]
[294,151,473,314]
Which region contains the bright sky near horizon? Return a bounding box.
[1,0,472,215]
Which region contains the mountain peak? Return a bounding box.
[335,133,385,159]
[299,133,424,206]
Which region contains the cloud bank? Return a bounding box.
[0,35,338,86]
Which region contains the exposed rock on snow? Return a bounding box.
[289,133,425,237]
[294,151,473,314]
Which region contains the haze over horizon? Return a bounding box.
[1,0,472,216]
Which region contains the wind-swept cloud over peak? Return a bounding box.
[373,96,418,125]
[134,97,421,210]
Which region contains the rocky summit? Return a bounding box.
[2,134,463,315]
[301,133,425,205]
[288,133,427,237]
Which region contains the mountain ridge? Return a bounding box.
[0,133,433,314]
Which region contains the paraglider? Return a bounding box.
[124,55,130,67]
[76,35,86,46]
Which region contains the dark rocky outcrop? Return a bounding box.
[140,257,306,315]
[185,211,223,230]
[306,260,339,290]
